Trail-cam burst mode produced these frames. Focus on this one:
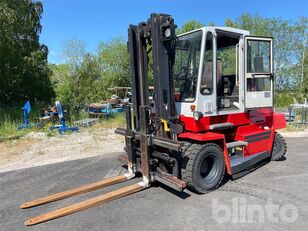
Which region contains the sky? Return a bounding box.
[40,0,308,64]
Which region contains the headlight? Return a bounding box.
[193,111,203,121]
[164,28,171,38]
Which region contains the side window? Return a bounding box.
[247,40,271,73]
[200,32,213,95]
[247,77,271,92]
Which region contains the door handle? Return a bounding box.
[251,73,273,78]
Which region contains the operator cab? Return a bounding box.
[174,27,273,117]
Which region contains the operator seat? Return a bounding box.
[201,59,222,95]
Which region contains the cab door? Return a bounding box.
[244,37,273,108]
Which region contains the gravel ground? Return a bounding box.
[280,129,308,137]
[0,128,124,173]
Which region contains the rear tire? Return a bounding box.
[271,132,287,161]
[181,143,225,194]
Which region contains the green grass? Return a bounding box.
[0,117,26,141]
[97,113,126,128]
[0,105,44,141]
[283,123,307,132]
[0,108,26,141]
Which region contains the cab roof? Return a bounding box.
[179,26,250,36]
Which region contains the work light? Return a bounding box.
[164,28,171,38]
[193,111,203,121]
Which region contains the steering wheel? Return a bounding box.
[175,66,188,81]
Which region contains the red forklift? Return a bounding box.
[21,13,287,225]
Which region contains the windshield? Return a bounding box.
[174,30,202,102]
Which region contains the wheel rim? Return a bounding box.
[199,154,219,183]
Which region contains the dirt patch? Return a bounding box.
[0,139,39,162]
[280,128,308,137]
[0,128,124,173]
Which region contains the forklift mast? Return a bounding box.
[128,13,177,135]
[122,13,185,187]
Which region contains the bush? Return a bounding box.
[275,91,295,108]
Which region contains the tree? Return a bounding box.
[302,47,308,98]
[98,38,131,90]
[49,63,71,104]
[0,0,54,105]
[62,38,86,68]
[177,20,205,35]
[52,38,131,105]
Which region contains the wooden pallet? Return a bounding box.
[73,118,99,127]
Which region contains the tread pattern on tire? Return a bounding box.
[271,132,287,161]
[181,142,225,193]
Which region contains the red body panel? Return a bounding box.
[180,113,250,132]
[231,125,272,156]
[273,112,287,129]
[177,108,286,175]
[178,132,224,141]
[179,108,280,133]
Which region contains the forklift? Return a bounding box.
[21,13,287,225]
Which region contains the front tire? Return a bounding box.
[181,143,225,194]
[271,132,287,161]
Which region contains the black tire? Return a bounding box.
[271,132,287,161]
[181,143,225,194]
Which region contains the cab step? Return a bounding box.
[209,122,233,130]
[230,151,270,174]
[226,141,248,149]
